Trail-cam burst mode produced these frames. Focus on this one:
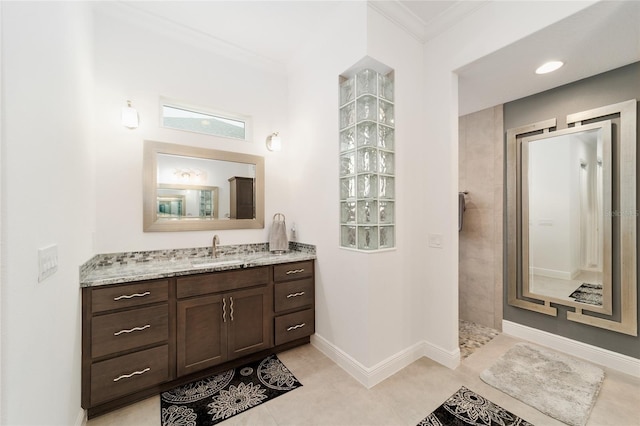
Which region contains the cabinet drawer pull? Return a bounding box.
[113,291,150,301]
[113,367,150,382]
[113,324,151,336]
[230,296,234,321]
[286,323,306,332]
[286,291,306,298]
[285,268,305,275]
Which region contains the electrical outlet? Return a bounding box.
[38,244,58,282]
[428,233,443,249]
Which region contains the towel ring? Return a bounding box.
[273,213,286,221]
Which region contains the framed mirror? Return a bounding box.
[521,121,612,314]
[506,99,637,336]
[143,140,264,231]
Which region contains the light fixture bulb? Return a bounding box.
[121,100,139,129]
[535,61,564,75]
[267,132,282,151]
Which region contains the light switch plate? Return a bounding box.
[428,233,443,249]
[38,244,58,282]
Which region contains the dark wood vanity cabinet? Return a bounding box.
[82,279,172,409]
[273,261,315,345]
[176,267,272,376]
[82,260,313,418]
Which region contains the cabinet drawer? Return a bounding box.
[90,345,169,406]
[92,304,169,359]
[91,280,168,313]
[177,267,269,298]
[274,278,314,313]
[274,309,314,346]
[273,261,313,282]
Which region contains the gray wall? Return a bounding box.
[459,106,504,330]
[503,62,640,359]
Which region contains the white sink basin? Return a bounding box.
[190,258,244,268]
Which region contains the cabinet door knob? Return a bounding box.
[113,367,150,382]
[230,297,234,321]
[113,291,150,301]
[113,324,151,336]
[286,292,305,298]
[285,268,305,275]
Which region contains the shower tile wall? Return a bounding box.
[459,105,503,330]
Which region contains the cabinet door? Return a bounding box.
[177,295,227,377]
[227,286,271,359]
[229,177,254,219]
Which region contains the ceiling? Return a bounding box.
[456,0,640,115]
[118,1,639,115]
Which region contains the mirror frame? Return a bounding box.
[520,121,613,315]
[143,140,264,231]
[506,99,637,336]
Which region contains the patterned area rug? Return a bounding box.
[569,283,603,306]
[480,343,604,426]
[417,386,533,426]
[161,354,301,425]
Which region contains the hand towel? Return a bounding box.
[269,213,288,252]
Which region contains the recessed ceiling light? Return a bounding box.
[535,61,564,74]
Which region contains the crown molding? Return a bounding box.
[368,1,427,42]
[422,0,489,42]
[92,2,287,75]
[369,0,489,43]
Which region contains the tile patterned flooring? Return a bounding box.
[459,319,500,359]
[87,332,640,426]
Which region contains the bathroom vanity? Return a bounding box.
[80,245,315,418]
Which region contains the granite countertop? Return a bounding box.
[80,242,316,287]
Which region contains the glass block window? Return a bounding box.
[161,101,250,141]
[339,69,395,251]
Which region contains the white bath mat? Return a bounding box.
[480,342,604,426]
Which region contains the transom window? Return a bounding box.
[161,101,250,141]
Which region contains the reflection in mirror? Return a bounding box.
[157,152,255,220]
[521,121,611,312]
[143,140,264,231]
[157,184,219,219]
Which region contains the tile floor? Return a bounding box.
[458,319,500,359]
[87,334,640,426]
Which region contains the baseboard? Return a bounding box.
[310,334,459,388]
[423,340,461,370]
[502,320,640,378]
[74,408,87,426]
[531,266,572,279]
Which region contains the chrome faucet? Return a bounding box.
[212,235,220,258]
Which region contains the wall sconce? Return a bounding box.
[266,132,282,152]
[121,100,139,129]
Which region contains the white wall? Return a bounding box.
[420,0,596,359]
[0,2,605,424]
[0,2,94,425]
[286,0,598,376]
[287,1,435,373]
[287,1,373,365]
[92,4,290,253]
